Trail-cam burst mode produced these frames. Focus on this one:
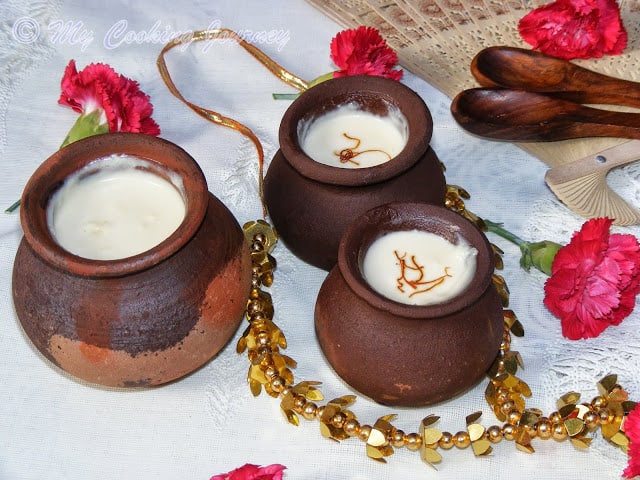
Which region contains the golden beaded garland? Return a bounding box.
[155,23,639,473]
[237,188,637,468]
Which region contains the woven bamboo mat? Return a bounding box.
[306,0,640,168]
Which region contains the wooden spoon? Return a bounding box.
[471,46,640,109]
[451,88,640,142]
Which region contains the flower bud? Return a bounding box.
[520,241,563,276]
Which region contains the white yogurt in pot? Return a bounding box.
[47,154,186,260]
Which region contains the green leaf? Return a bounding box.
[59,110,109,149]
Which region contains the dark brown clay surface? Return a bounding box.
[12,133,252,387]
[264,75,445,271]
[314,202,504,406]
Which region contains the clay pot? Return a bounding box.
[264,75,446,271]
[12,133,252,387]
[315,202,504,406]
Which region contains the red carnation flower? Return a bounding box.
[624,404,640,478]
[543,218,640,340]
[330,26,403,80]
[58,59,160,146]
[210,463,286,480]
[5,60,162,213]
[518,0,627,60]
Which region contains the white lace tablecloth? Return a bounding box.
[2,1,640,479]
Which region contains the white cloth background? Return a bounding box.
[2,1,640,479]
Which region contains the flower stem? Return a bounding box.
[5,199,20,214]
[484,219,527,248]
[272,93,301,100]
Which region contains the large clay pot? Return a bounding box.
[264,75,446,271]
[315,202,504,406]
[12,133,252,387]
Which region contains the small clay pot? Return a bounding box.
[12,133,252,387]
[314,202,504,406]
[264,75,446,271]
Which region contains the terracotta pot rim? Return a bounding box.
[278,75,433,187]
[337,202,495,319]
[19,132,208,278]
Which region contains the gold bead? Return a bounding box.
[551,422,567,441]
[270,376,285,393]
[496,389,511,405]
[253,232,267,245]
[522,422,537,439]
[502,423,517,441]
[500,400,516,414]
[591,396,608,409]
[404,433,423,451]
[487,425,503,443]
[507,410,522,425]
[264,366,277,379]
[251,240,265,252]
[293,395,306,412]
[358,425,372,442]
[247,311,265,323]
[302,402,317,420]
[315,406,325,419]
[247,300,264,315]
[257,346,272,356]
[391,429,405,448]
[548,411,563,424]
[583,411,599,430]
[438,432,455,449]
[598,408,612,424]
[453,431,470,449]
[536,418,552,440]
[331,413,346,429]
[248,287,261,299]
[259,354,274,367]
[343,419,360,437]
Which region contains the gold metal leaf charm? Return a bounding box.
[570,436,592,449]
[466,412,492,457]
[558,392,581,409]
[490,243,504,270]
[515,429,534,454]
[609,431,629,453]
[284,410,300,426]
[318,395,357,442]
[419,415,443,469]
[290,381,324,402]
[243,219,278,253]
[503,310,524,337]
[492,274,510,306]
[236,334,248,354]
[249,378,262,397]
[365,415,397,463]
[597,374,619,396]
[488,350,523,378]
[565,418,585,437]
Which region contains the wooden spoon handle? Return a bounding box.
[471,47,640,108]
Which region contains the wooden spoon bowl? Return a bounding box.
[451,88,640,142]
[471,46,640,108]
